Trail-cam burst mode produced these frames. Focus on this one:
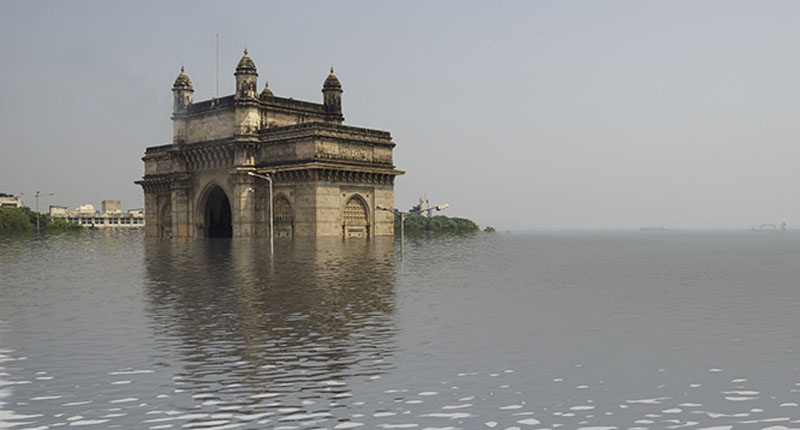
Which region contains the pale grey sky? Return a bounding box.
[2,0,799,230]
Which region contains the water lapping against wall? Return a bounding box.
[1,230,799,429]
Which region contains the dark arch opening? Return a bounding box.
[205,186,232,238]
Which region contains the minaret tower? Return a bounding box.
[322,67,343,123]
[172,66,193,143]
[234,49,260,136]
[234,49,258,100]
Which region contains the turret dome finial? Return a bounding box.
[173,65,193,90]
[260,80,274,98]
[235,48,257,75]
[323,66,341,90]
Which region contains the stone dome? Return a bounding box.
[259,81,274,99]
[173,66,193,90]
[323,67,341,90]
[235,49,257,74]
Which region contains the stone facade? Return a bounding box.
[136,50,403,238]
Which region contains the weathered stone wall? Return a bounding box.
[235,106,260,136]
[143,193,160,237]
[316,182,346,237]
[143,152,171,176]
[372,184,396,236]
[187,110,235,143]
[267,110,310,128]
[290,182,319,238]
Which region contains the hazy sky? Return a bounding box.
[2,1,799,230]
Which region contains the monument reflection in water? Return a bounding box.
[4,231,800,429]
[142,237,398,427]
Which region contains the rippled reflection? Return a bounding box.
[3,231,800,429]
[142,237,397,426]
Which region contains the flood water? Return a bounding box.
[1,229,800,429]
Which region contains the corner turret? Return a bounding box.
[172,66,194,112]
[172,66,193,144]
[235,49,258,100]
[322,67,343,123]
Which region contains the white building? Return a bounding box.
[49,200,145,228]
[0,193,23,208]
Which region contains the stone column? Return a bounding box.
[171,177,193,238]
[373,180,395,237]
[232,170,257,237]
[143,192,160,237]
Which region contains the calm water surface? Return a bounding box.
[1,230,800,429]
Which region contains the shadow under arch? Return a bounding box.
[198,183,232,238]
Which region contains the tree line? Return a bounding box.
[395,214,484,236]
[0,206,80,231]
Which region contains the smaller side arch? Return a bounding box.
[342,195,370,238]
[159,198,172,238]
[273,194,294,238]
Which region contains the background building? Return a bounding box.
[49,200,144,228]
[137,50,403,238]
[0,193,23,208]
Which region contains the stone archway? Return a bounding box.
[343,196,369,238]
[204,185,232,238]
[160,199,172,238]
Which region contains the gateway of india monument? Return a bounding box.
[137,49,403,238]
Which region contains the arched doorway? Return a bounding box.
[343,196,369,238]
[274,196,294,238]
[205,186,232,238]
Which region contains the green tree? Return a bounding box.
[46,218,83,231]
[0,207,81,232]
[395,214,480,236]
[0,207,33,230]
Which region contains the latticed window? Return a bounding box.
[343,197,368,225]
[274,197,293,224]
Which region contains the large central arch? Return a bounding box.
[204,185,232,238]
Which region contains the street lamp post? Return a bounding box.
[378,203,450,260]
[247,172,273,255]
[35,191,40,233]
[34,191,54,233]
[376,205,409,260]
